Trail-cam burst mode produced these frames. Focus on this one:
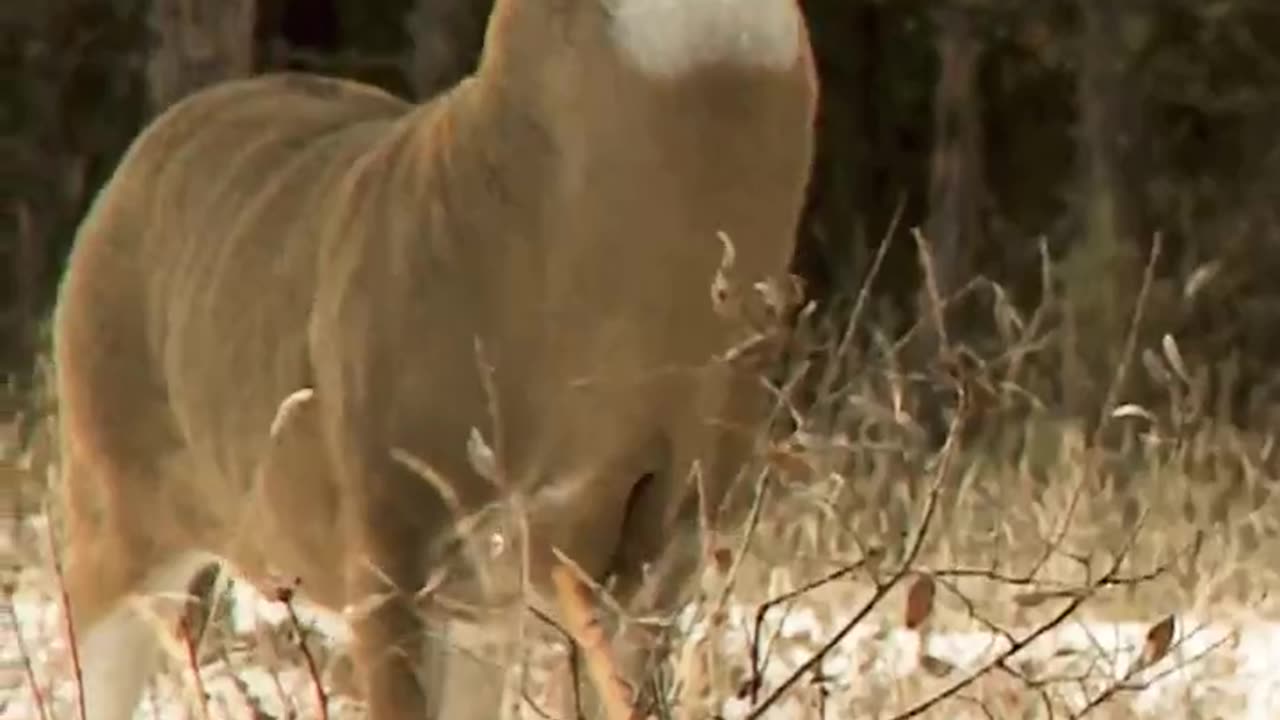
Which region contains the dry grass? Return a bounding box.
[6,406,1277,719]
[4,401,1280,718]
[5,232,1280,719]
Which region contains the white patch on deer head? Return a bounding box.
[606,0,804,78]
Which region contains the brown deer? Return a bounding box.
[51,0,817,718]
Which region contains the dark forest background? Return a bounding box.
[5,0,1280,434]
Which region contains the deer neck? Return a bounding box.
[395,0,815,331]
[460,0,815,237]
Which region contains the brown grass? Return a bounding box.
[4,230,1280,718]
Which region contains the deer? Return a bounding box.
[50,0,817,718]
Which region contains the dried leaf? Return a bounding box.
[1162,334,1190,385]
[1183,260,1220,301]
[753,277,791,321]
[269,387,314,438]
[711,271,733,316]
[787,273,807,310]
[711,230,738,317]
[904,573,936,630]
[716,229,737,270]
[488,531,506,559]
[862,546,887,576]
[1142,348,1171,385]
[412,566,452,607]
[991,285,1025,343]
[273,584,296,604]
[1110,403,1155,422]
[710,547,733,574]
[700,545,732,598]
[341,588,398,623]
[467,427,498,482]
[1142,614,1176,666]
[918,653,956,678]
[1015,659,1042,681]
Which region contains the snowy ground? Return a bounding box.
[6,432,1280,720]
[6,555,1280,720]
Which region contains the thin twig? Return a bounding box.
[828,194,907,381]
[1070,628,1232,718]
[890,506,1154,718]
[748,552,878,703]
[912,227,951,353]
[746,393,966,719]
[4,592,50,720]
[177,616,211,720]
[710,465,771,619]
[1092,232,1162,446]
[277,586,330,720]
[529,605,587,720]
[44,517,86,720]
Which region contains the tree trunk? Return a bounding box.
[791,0,882,310]
[1065,0,1151,417]
[3,1,147,381]
[404,0,491,100]
[1076,0,1148,257]
[1,203,44,381]
[921,4,985,341]
[902,4,988,443]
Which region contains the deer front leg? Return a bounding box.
[607,478,705,715]
[607,367,772,707]
[341,451,456,720]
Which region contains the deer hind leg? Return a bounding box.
[60,451,215,720]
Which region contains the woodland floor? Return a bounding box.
[5,499,1280,720]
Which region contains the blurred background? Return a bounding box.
[5,0,1280,433]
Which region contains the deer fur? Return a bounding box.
[51,0,817,718]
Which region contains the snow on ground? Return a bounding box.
[5,565,1280,720]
